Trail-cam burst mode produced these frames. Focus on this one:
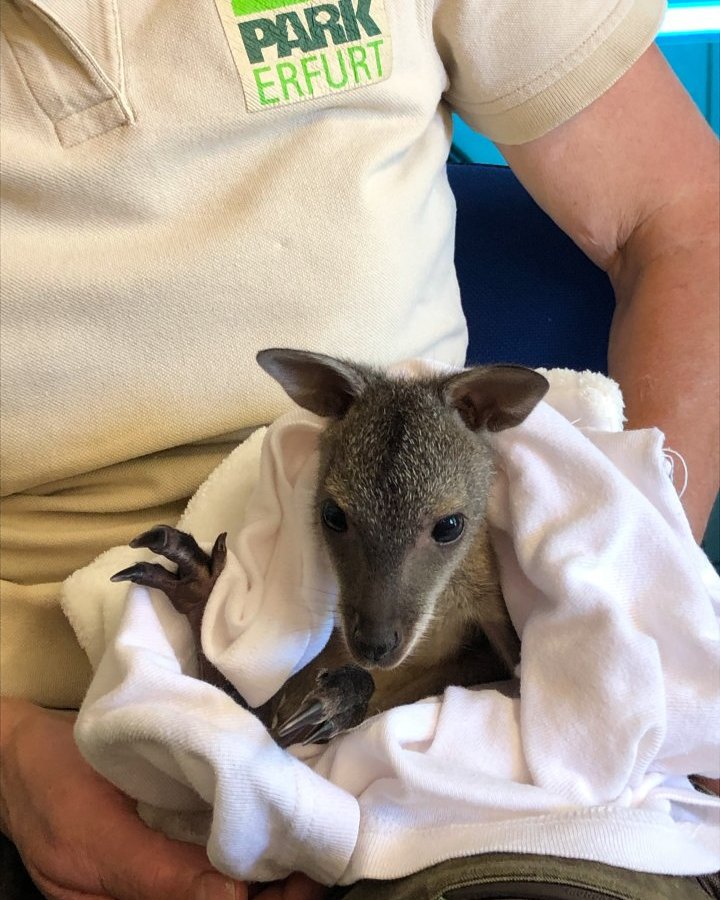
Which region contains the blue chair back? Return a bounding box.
[449,163,615,373]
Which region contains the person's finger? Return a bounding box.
[193,871,249,900]
[95,809,246,900]
[249,872,327,900]
[281,873,328,900]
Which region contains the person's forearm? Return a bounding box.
[497,48,719,541]
[607,189,719,541]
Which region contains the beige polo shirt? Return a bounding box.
[0,0,665,706]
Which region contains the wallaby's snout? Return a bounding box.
[347,608,403,666]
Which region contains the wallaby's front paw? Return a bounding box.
[111,525,227,621]
[273,665,375,748]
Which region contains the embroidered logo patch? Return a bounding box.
[215,0,393,111]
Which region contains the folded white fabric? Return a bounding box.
[64,366,720,885]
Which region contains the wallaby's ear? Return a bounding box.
[444,365,549,433]
[256,348,368,418]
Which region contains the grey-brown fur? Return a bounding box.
[255,350,548,733]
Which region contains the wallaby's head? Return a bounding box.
[257,349,548,670]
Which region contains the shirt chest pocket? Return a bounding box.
[1,0,134,147]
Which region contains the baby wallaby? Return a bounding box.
[113,350,548,746]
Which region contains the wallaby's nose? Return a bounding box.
[351,622,402,665]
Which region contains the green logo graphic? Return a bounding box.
[216,0,393,110]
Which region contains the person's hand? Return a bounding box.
[0,698,323,900]
[0,697,246,899]
[249,874,328,900]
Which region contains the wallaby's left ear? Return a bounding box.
[256,348,369,418]
[444,365,549,432]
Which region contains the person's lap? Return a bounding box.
[4,829,716,899]
[329,853,718,900]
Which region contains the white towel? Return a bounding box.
[63,367,720,885]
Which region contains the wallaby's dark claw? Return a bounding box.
[276,700,325,741]
[209,532,228,576]
[110,563,143,583]
[128,525,216,576]
[110,561,178,593]
[273,664,375,748]
[300,720,336,745]
[129,525,172,552]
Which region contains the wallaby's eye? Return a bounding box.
[431,513,465,544]
[321,499,348,533]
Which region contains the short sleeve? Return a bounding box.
[433,0,667,144]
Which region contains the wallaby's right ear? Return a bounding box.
[444,365,549,433]
[256,349,368,419]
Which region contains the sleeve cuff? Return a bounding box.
[454,0,667,145]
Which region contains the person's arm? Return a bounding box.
[497,44,719,542]
[0,697,326,900]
